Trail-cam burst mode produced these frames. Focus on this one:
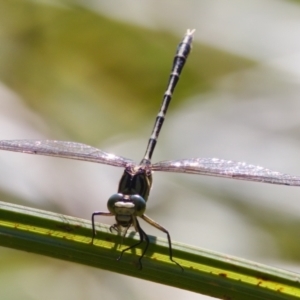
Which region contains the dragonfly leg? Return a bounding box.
[91,211,113,244]
[141,214,183,271]
[109,224,119,233]
[117,217,149,270]
[110,224,131,246]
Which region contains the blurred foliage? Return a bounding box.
[0,0,254,144]
[220,193,300,262]
[184,178,300,262]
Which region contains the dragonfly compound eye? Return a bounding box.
[107,193,124,214]
[130,194,146,216]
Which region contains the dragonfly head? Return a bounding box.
[107,193,146,227]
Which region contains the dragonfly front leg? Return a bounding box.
[141,214,183,271]
[91,211,113,244]
[117,216,149,269]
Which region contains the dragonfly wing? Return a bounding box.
[0,140,135,168]
[152,158,300,186]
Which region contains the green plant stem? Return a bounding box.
[0,200,299,299]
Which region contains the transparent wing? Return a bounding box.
[152,158,300,186]
[0,140,135,168]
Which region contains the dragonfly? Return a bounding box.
[1,29,300,269]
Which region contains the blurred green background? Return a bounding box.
[0,0,300,299]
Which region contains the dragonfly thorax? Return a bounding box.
[117,165,153,201]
